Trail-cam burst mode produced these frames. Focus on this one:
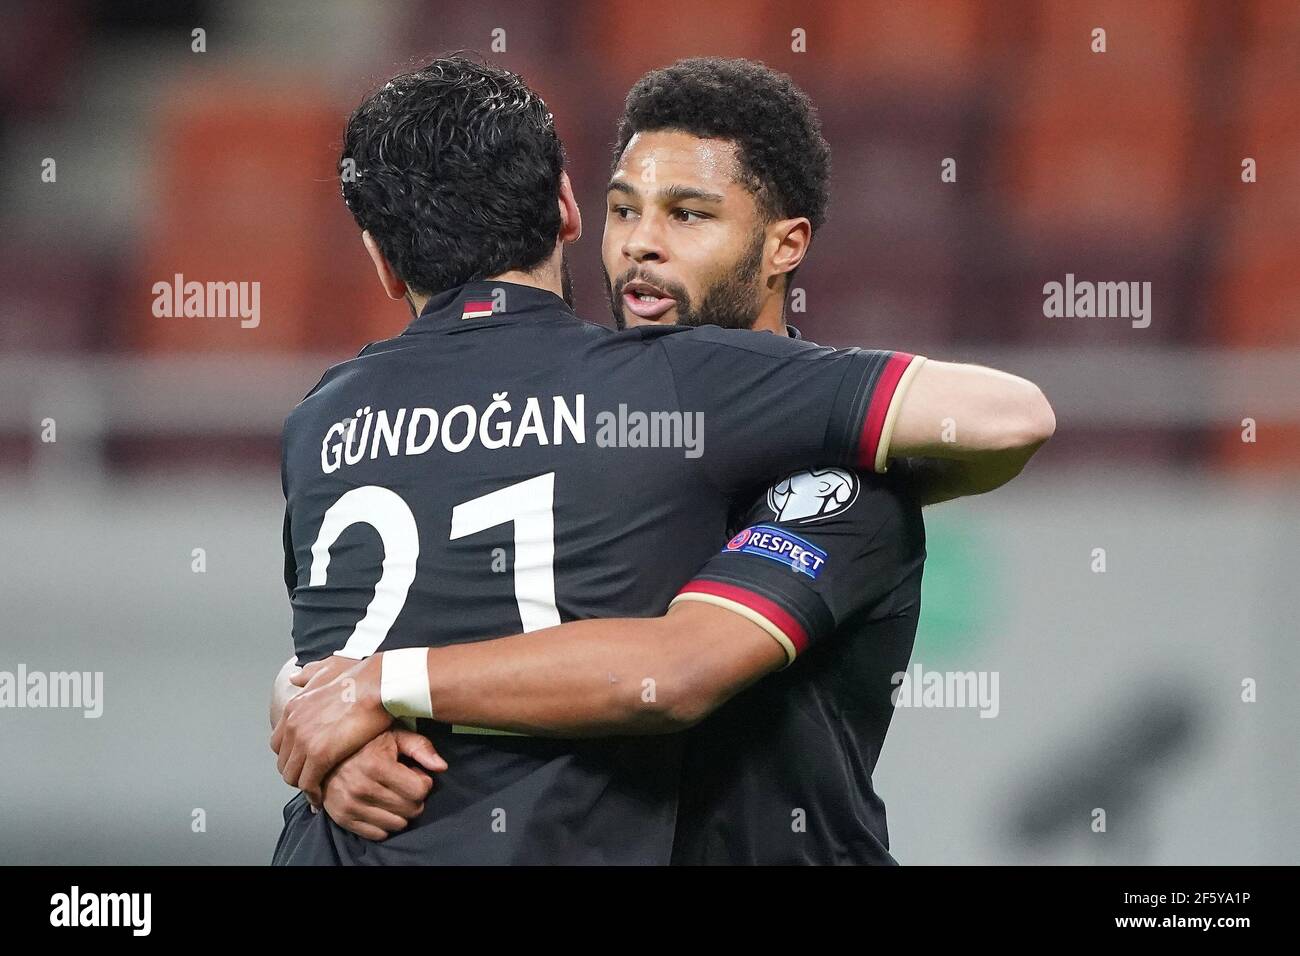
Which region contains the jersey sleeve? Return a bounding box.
[657,327,925,495]
[668,468,924,665]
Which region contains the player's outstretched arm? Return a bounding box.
[386,600,785,735]
[271,600,786,797]
[875,359,1054,505]
[886,359,1055,464]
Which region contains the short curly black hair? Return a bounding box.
[613,58,830,232]
[340,54,565,297]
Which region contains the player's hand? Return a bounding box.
[320,729,444,841]
[291,654,360,692]
[271,655,395,804]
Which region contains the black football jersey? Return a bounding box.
[669,464,926,865]
[273,280,916,864]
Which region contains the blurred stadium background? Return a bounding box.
[0,0,1296,864]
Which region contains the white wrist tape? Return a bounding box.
[379,647,433,719]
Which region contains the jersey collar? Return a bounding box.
[402,279,574,335]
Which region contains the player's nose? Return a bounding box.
[622,219,666,264]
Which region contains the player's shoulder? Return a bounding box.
[565,312,622,340]
[570,322,710,364]
[281,335,419,437]
[286,314,618,430]
[289,338,396,408]
[655,324,830,360]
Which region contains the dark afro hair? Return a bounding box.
[613,58,830,232]
[340,54,565,296]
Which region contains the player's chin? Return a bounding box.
[623,308,680,329]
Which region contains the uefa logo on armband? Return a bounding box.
[726,528,753,550]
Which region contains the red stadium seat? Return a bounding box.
[822,0,981,91]
[1212,0,1300,349]
[1212,0,1300,471]
[122,78,358,354]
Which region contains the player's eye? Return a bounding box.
[671,208,706,224]
[611,205,638,221]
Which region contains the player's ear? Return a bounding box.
[767,217,812,282]
[362,230,409,300]
[557,171,582,243]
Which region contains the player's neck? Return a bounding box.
[749,296,789,336]
[482,265,566,300]
[404,261,566,317]
[485,244,568,301]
